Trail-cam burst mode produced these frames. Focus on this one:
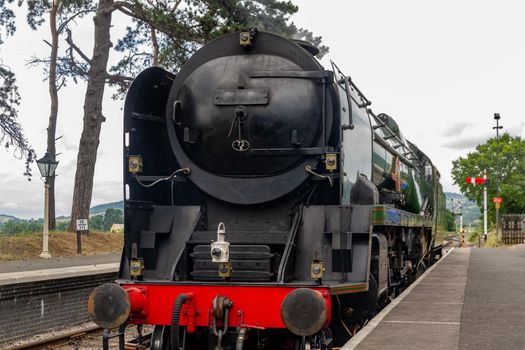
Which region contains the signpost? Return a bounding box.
[76,219,88,254]
[493,197,503,241]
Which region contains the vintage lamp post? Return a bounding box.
[36,153,59,258]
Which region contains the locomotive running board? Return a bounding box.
[371,205,433,228]
[328,282,370,295]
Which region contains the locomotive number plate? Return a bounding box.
[215,88,269,105]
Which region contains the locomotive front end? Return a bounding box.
[88,25,439,350]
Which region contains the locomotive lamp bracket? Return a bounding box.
[129,243,144,279]
[211,223,232,277]
[240,29,257,47]
[129,259,144,278]
[325,153,337,171]
[128,155,143,174]
[218,262,232,278]
[311,261,324,280]
[211,222,230,263]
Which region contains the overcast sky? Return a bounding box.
[1,0,524,219]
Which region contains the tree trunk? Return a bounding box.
[151,27,159,66]
[69,0,114,232]
[46,0,60,230]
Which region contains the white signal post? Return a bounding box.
[483,169,488,241]
[460,210,463,236]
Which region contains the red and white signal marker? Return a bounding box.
[465,177,487,186]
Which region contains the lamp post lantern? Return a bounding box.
[36,153,58,259]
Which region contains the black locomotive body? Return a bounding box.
[89,31,446,350]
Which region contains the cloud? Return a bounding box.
[0,177,123,219]
[91,180,123,206]
[506,122,525,137]
[442,134,490,150]
[442,122,524,151]
[56,159,78,178]
[0,202,19,210]
[57,134,79,153]
[0,177,44,219]
[441,122,474,137]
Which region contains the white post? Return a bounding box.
[460,212,463,234]
[483,169,488,241]
[40,183,51,258]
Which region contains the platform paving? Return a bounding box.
[459,245,525,349]
[344,248,469,350]
[0,252,120,273]
[344,245,525,349]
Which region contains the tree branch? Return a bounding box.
[151,26,159,66]
[112,1,198,42]
[58,8,97,35]
[65,28,92,65]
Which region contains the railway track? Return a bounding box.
[8,326,102,350]
[442,232,462,248]
[9,325,153,350]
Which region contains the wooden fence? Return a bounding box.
[502,214,525,244]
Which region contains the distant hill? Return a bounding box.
[90,201,124,215]
[0,214,19,225]
[444,192,481,226]
[0,201,124,226]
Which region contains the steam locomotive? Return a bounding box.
[88,30,446,350]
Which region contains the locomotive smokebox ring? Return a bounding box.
[165,31,336,205]
[88,283,131,329]
[280,288,327,336]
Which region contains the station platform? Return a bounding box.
[0,253,119,285]
[343,246,525,349]
[0,252,120,273]
[0,253,119,346]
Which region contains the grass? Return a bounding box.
[466,227,503,248]
[468,229,480,243]
[485,231,501,248]
[0,231,123,261]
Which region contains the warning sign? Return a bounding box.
[76,219,88,231]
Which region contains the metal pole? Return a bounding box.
[493,113,502,242]
[76,229,82,254]
[496,205,500,242]
[40,183,51,258]
[483,169,488,241]
[459,206,463,234]
[458,202,464,246]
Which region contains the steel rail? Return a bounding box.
[8,325,102,350]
